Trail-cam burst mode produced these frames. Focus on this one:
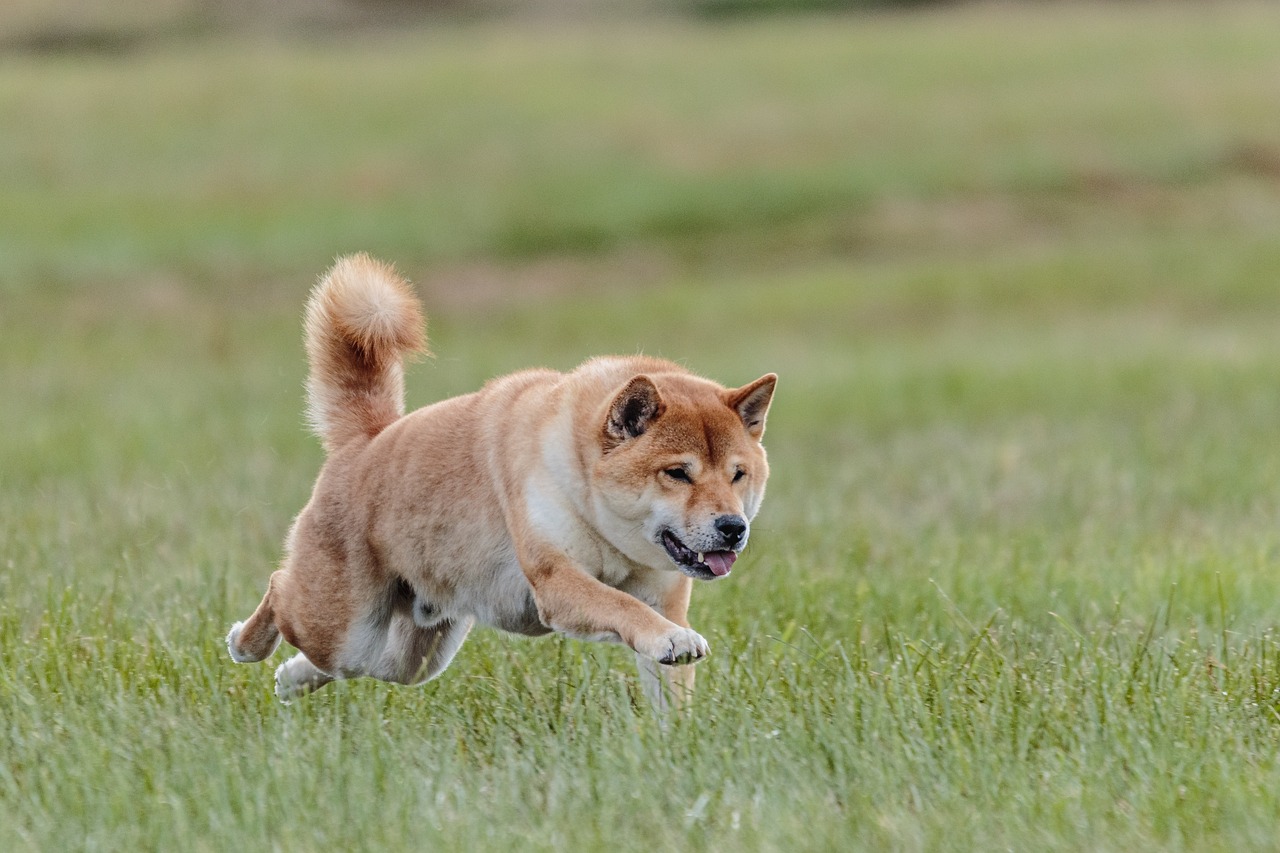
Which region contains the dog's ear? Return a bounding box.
[604,375,665,445]
[725,373,776,440]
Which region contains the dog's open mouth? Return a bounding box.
[661,530,737,579]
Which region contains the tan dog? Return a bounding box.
[226,254,775,709]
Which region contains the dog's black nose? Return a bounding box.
[715,515,748,545]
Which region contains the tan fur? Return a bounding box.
[226,255,776,708]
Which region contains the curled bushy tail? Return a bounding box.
[304,254,427,453]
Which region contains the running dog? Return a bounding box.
[226,254,775,709]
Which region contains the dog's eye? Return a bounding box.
[664,467,692,483]
[732,468,746,483]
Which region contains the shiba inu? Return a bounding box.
[226,254,776,709]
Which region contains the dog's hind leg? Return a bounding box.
[373,611,474,686]
[298,583,472,696]
[226,573,283,663]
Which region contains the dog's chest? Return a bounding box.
[594,549,635,587]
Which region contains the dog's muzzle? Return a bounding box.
[660,529,740,579]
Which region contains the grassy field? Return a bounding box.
[5,2,1280,849]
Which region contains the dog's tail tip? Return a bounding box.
[308,254,428,362]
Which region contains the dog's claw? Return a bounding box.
[661,650,702,666]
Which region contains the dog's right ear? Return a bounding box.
[603,375,665,446]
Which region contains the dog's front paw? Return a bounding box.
[639,627,709,666]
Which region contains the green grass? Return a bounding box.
[6,3,1280,849]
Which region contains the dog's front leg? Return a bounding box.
[636,655,696,716]
[635,575,697,714]
[523,549,709,666]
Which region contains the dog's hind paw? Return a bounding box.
[274,653,334,704]
[226,621,251,663]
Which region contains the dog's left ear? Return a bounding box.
[725,374,776,440]
[604,375,665,446]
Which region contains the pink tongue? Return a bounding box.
[704,551,737,577]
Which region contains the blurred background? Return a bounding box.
[5,0,1280,616]
[5,0,1280,617]
[7,0,1280,612]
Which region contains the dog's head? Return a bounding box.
[592,372,775,580]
